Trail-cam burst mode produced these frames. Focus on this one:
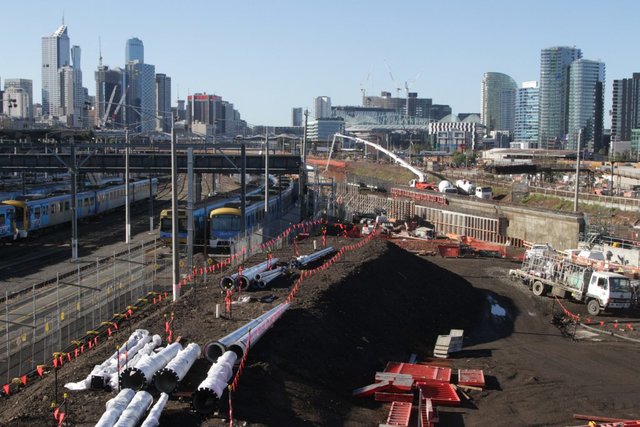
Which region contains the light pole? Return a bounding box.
[170,118,180,301]
[125,129,131,244]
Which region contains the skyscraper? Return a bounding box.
[41,24,70,117]
[155,73,172,132]
[538,46,582,148]
[4,79,33,120]
[126,37,144,63]
[514,81,539,146]
[567,59,605,152]
[611,73,640,145]
[125,61,156,132]
[481,72,517,134]
[292,107,303,126]
[314,96,331,119]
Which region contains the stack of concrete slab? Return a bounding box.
[433,329,464,358]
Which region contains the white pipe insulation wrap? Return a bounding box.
[140,393,169,427]
[109,335,162,391]
[154,342,201,394]
[113,390,154,427]
[227,302,290,358]
[120,342,182,390]
[94,388,136,427]
[234,257,280,290]
[203,303,288,362]
[289,247,335,268]
[192,351,237,414]
[65,329,150,391]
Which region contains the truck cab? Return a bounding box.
[583,271,633,315]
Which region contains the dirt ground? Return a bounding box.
[1,231,640,426]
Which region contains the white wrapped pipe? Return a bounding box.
[95,388,136,427]
[154,343,201,394]
[120,342,182,390]
[113,390,154,427]
[109,335,162,391]
[140,393,169,427]
[65,329,150,391]
[192,351,237,414]
[289,247,335,268]
[203,303,287,362]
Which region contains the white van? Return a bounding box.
[475,186,492,199]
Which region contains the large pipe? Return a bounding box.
[154,343,201,394]
[192,351,237,415]
[252,266,287,282]
[140,393,169,427]
[220,258,279,290]
[65,329,150,391]
[113,390,154,427]
[253,267,287,289]
[234,258,280,290]
[289,247,335,269]
[95,388,136,427]
[109,335,162,390]
[227,302,290,358]
[120,342,182,390]
[203,303,286,362]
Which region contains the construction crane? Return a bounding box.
[100,86,117,128]
[326,133,435,189]
[110,85,129,126]
[384,60,402,98]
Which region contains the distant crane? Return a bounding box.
[110,85,130,126]
[360,65,373,100]
[384,60,402,98]
[100,86,118,128]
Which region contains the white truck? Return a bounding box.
[509,253,633,316]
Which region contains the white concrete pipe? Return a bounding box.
[191,351,237,415]
[95,388,136,427]
[203,303,287,362]
[227,302,290,358]
[140,393,169,427]
[120,342,182,390]
[289,247,335,268]
[113,390,154,427]
[154,342,201,394]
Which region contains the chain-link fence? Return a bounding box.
[1,238,170,382]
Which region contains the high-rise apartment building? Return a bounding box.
[481,72,517,134]
[125,61,156,132]
[314,96,332,119]
[126,38,144,63]
[538,46,582,148]
[41,25,70,117]
[4,79,33,119]
[611,73,640,145]
[514,81,539,146]
[292,107,303,126]
[567,59,605,152]
[155,73,172,132]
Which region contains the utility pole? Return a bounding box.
[70,139,78,260]
[264,128,270,213]
[187,148,194,269]
[125,129,131,244]
[170,120,180,301]
[573,128,582,212]
[300,109,309,219]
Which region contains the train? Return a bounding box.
[209,177,296,251]
[0,178,159,239]
[159,176,296,252]
[158,184,265,246]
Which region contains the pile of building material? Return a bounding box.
[433,329,464,358]
[354,360,487,427]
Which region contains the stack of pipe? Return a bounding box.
[120,342,182,390]
[289,247,335,269]
[154,343,201,394]
[109,335,162,390]
[95,388,136,427]
[193,302,290,415]
[65,329,150,391]
[203,303,286,362]
[140,393,169,427]
[219,258,279,290]
[252,266,288,289]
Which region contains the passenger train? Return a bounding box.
[208,177,296,251]
[0,179,158,239]
[158,184,265,246]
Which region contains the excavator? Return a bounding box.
[328,133,437,191]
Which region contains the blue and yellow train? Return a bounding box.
[0,179,158,239]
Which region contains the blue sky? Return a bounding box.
[2,0,639,127]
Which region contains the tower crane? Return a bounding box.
[100,86,117,128]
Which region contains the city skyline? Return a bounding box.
[2,1,640,127]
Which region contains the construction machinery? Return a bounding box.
[509,252,633,316]
[328,133,436,190]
